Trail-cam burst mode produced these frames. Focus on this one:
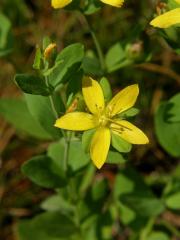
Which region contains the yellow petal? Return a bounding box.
[107,84,139,117]
[111,120,149,144]
[175,0,180,4]
[150,8,180,28]
[51,0,72,8]
[100,0,124,7]
[90,127,111,169]
[82,77,105,115]
[54,112,97,131]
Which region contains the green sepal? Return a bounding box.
[100,77,112,102]
[111,132,132,153]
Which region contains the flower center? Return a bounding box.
[98,114,109,127]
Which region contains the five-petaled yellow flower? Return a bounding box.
[150,0,180,28]
[55,77,149,169]
[51,0,124,9]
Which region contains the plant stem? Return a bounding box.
[49,94,59,119]
[44,71,70,172]
[160,220,180,238]
[45,76,67,141]
[140,217,155,240]
[83,14,106,73]
[63,132,71,172]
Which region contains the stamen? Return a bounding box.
[111,127,124,133]
[106,118,132,131]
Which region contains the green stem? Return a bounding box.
[49,94,59,119]
[63,132,71,172]
[83,14,106,73]
[160,220,180,238]
[140,217,155,240]
[44,68,71,172]
[45,76,67,139]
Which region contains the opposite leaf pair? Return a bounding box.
[55,77,149,169]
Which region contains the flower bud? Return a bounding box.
[44,43,57,59]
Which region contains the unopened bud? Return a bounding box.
[126,41,143,60]
[66,98,79,113]
[44,43,57,59]
[156,2,167,15]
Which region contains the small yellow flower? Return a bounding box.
[150,1,180,28]
[51,0,124,9]
[55,77,149,169]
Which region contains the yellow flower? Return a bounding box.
[51,0,124,9]
[150,2,180,28]
[55,77,149,169]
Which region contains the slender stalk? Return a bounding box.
[160,220,180,238]
[44,68,71,172]
[63,132,71,172]
[140,217,155,240]
[49,94,59,119]
[45,76,67,139]
[83,14,106,73]
[44,77,58,118]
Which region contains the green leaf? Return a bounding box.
[35,211,77,237]
[100,77,112,102]
[155,97,180,157]
[41,194,74,213]
[82,55,103,76]
[91,178,108,201]
[33,46,42,70]
[82,129,95,153]
[106,151,126,164]
[147,231,170,240]
[116,202,136,225]
[25,93,63,139]
[79,164,95,194]
[68,140,90,172]
[47,43,84,88]
[122,194,165,218]
[105,42,126,73]
[119,107,140,118]
[165,192,180,209]
[22,155,66,188]
[165,93,180,122]
[48,140,90,173]
[66,70,83,96]
[0,12,13,57]
[83,0,101,15]
[64,0,81,11]
[114,168,165,218]
[0,98,51,139]
[17,212,77,240]
[43,36,51,51]
[112,133,132,153]
[15,74,52,96]
[18,221,60,240]
[168,0,180,10]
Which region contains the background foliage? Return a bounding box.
[0,0,180,240]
